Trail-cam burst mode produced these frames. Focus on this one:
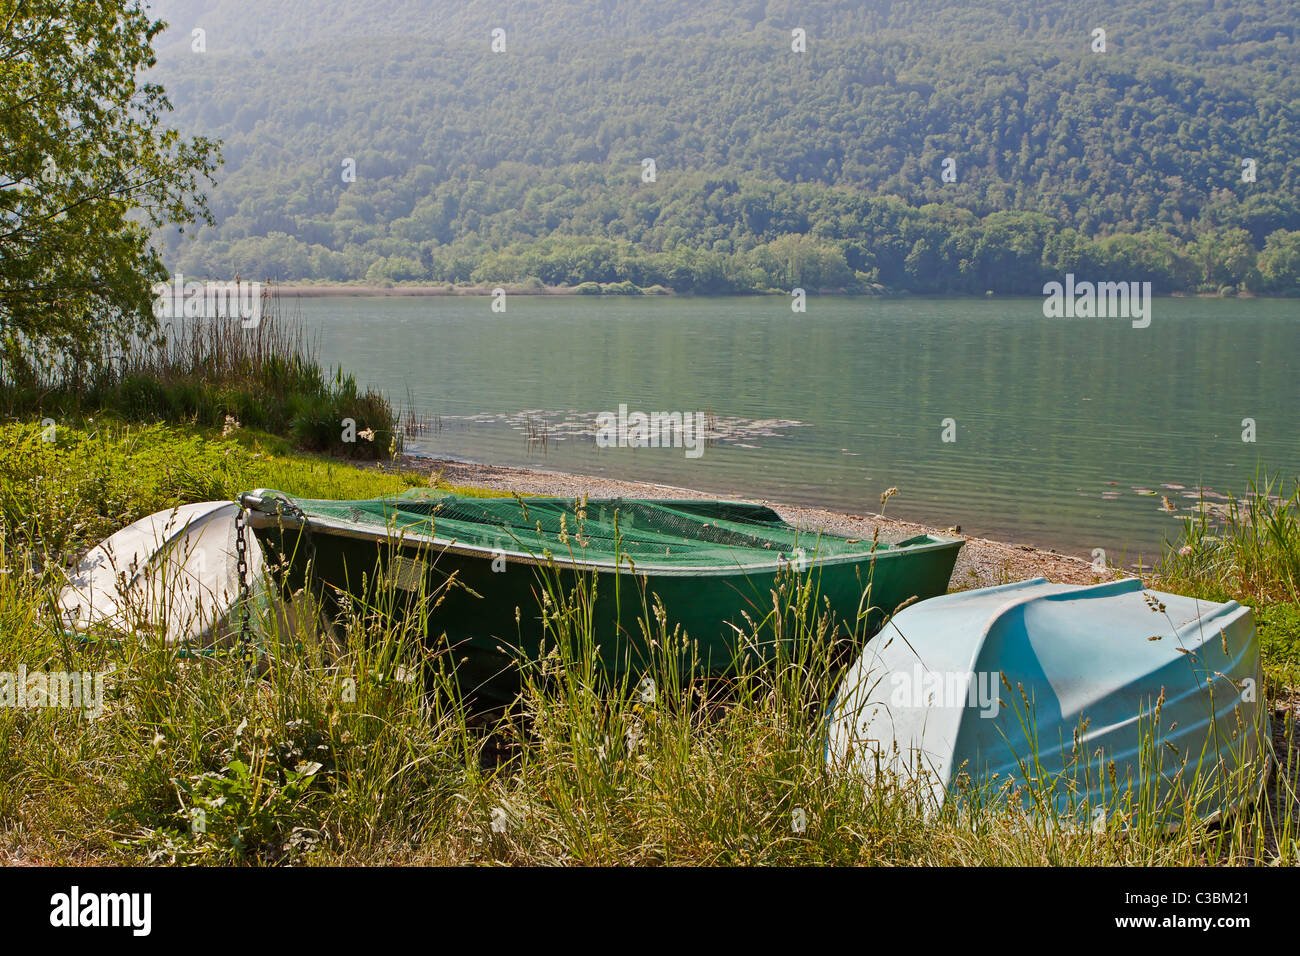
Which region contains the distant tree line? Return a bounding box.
[153,1,1300,294]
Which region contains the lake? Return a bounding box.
[293,294,1298,563]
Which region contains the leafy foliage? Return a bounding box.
[0,0,219,371]
[146,0,1300,292]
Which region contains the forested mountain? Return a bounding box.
[146,0,1300,293]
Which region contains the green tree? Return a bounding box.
[1256,230,1300,294]
[0,0,219,378]
[1190,227,1256,289]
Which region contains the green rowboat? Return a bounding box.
[239,489,962,695]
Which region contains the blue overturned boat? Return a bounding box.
[826,578,1271,828]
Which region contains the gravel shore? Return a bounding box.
[401,455,1122,590]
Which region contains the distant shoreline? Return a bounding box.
[270,282,682,297]
[268,283,1265,299]
[275,283,593,297]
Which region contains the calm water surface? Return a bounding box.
[294,295,1299,562]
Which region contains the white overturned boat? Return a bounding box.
[58,501,267,647]
[826,578,1271,828]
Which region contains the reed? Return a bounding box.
[1158,472,1300,605]
[0,296,398,459]
[1157,471,1300,694]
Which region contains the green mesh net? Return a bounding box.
[264,490,896,569]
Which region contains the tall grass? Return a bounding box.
[0,422,1292,865]
[1,472,1291,865]
[0,296,397,459]
[1157,472,1300,694]
[1159,473,1300,605]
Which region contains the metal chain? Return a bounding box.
[234,505,252,660]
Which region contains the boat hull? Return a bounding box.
[242,493,962,698]
[826,578,1271,828]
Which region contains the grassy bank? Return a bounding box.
[0,422,424,565]
[0,305,397,460]
[0,420,1294,864]
[1154,475,1300,696]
